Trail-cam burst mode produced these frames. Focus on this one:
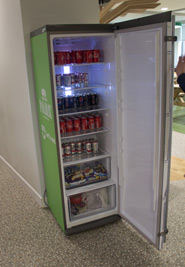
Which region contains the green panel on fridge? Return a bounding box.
[31,33,65,231]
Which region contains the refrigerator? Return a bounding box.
[31,11,175,250]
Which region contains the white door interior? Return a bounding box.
[116,22,172,248]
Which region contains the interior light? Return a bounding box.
[161,7,168,11]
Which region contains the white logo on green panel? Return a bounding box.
[41,124,56,144]
[39,88,52,120]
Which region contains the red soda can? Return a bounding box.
[54,52,58,65]
[76,51,83,64]
[82,50,87,63]
[71,51,76,63]
[87,50,93,63]
[66,118,73,133]
[81,116,88,130]
[88,115,95,130]
[93,49,100,62]
[95,114,102,129]
[60,119,66,134]
[74,118,81,132]
[66,52,71,64]
[58,51,66,65]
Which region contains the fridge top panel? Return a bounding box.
[31,24,114,38]
[115,11,172,31]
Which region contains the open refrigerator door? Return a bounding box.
[116,14,174,249]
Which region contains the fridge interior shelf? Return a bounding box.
[68,184,116,221]
[59,106,107,117]
[56,83,108,91]
[66,179,116,196]
[61,127,109,140]
[55,62,106,67]
[63,148,110,167]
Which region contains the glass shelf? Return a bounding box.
[55,62,106,67]
[63,148,110,167]
[56,83,108,92]
[61,127,108,140]
[59,106,107,117]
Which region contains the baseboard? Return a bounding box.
[0,155,46,208]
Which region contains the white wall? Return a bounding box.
[0,0,99,206]
[0,0,44,205]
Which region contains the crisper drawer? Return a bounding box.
[68,185,116,221]
[64,157,111,189]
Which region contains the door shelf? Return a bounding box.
[63,148,110,167]
[55,62,106,67]
[59,106,107,117]
[61,127,109,140]
[57,83,108,92]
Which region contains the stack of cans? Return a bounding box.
[57,93,98,111]
[60,113,102,134]
[62,138,99,159]
[56,72,88,89]
[54,49,100,65]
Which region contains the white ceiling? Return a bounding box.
[111,0,185,23]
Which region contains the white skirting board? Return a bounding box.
[0,155,46,208]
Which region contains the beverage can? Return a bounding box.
[76,51,83,64]
[54,52,59,65]
[71,51,76,63]
[56,74,61,87]
[93,49,100,62]
[66,119,73,133]
[74,118,81,132]
[64,74,71,87]
[58,51,66,65]
[65,145,71,158]
[76,94,84,108]
[90,93,98,106]
[93,140,99,154]
[88,115,95,130]
[81,116,88,130]
[87,50,93,63]
[81,140,86,152]
[60,119,66,134]
[66,51,71,64]
[95,114,102,129]
[57,97,64,111]
[70,73,75,88]
[76,141,82,154]
[82,50,87,63]
[70,142,76,155]
[85,142,92,154]
[62,144,65,158]
[82,73,88,87]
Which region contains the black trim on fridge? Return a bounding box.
[31,24,114,37]
[66,215,121,235]
[115,11,172,31]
